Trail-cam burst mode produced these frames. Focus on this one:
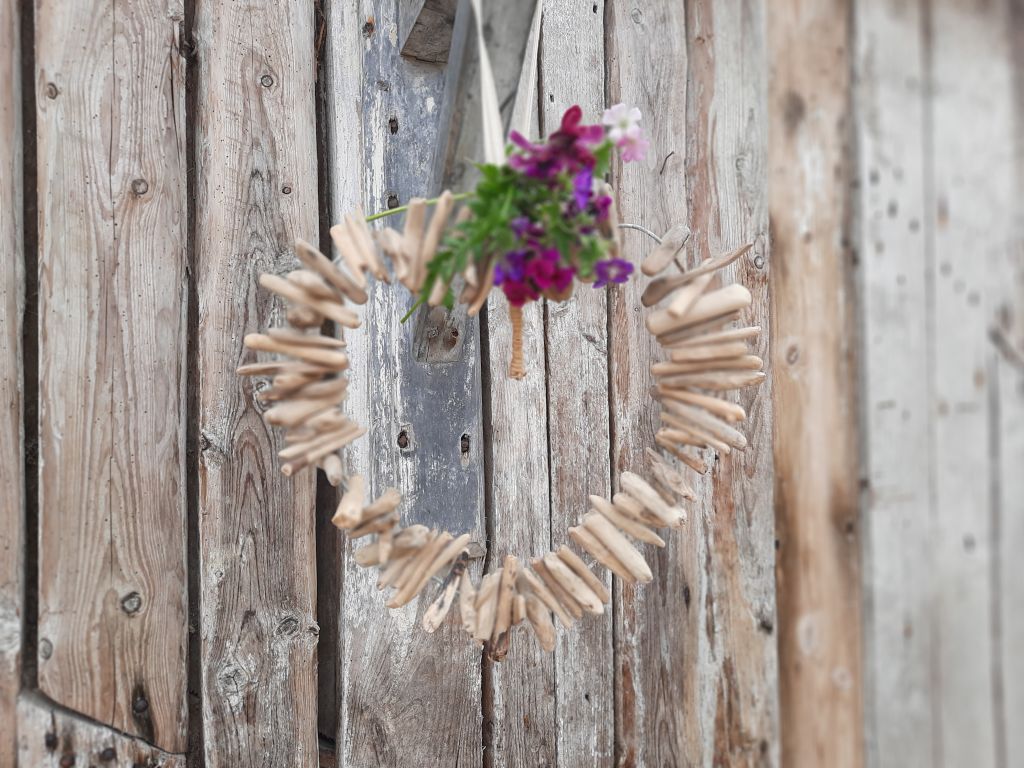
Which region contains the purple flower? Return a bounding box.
[573,168,593,211]
[590,194,612,222]
[593,258,634,288]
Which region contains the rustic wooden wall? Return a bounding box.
[1,0,1022,766]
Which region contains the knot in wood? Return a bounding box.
[260,74,274,88]
[121,591,143,614]
[131,178,149,197]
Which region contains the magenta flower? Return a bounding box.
[593,258,634,288]
[509,105,604,180]
[590,194,612,222]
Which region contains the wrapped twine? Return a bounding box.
[508,304,525,379]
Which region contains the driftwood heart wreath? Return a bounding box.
[237,104,763,660]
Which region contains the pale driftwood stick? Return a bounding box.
[318,453,344,487]
[263,372,322,400]
[656,385,746,423]
[668,340,749,363]
[488,555,520,660]
[665,324,761,349]
[655,432,708,474]
[377,525,393,563]
[346,209,388,281]
[582,513,653,583]
[389,530,443,595]
[660,410,729,453]
[517,568,574,628]
[375,228,408,282]
[422,552,469,632]
[394,524,430,550]
[359,487,402,524]
[644,447,697,501]
[542,553,604,614]
[392,533,471,609]
[258,274,361,329]
[332,474,365,529]
[524,594,556,652]
[532,558,584,619]
[620,471,686,528]
[355,541,384,567]
[661,397,748,450]
[349,511,397,540]
[426,276,448,307]
[268,327,347,349]
[645,244,753,306]
[473,571,502,642]
[281,425,365,475]
[261,375,348,403]
[657,370,766,391]
[568,525,636,584]
[647,283,751,337]
[264,390,348,428]
[657,310,743,347]
[287,269,341,302]
[653,355,763,376]
[420,190,454,265]
[513,594,526,625]
[458,570,478,636]
[245,333,350,369]
[236,360,330,377]
[278,424,358,461]
[402,198,428,291]
[286,304,324,328]
[555,546,611,603]
[666,272,714,321]
[329,222,369,289]
[377,550,417,590]
[590,495,666,547]
[466,261,496,317]
[641,223,690,276]
[294,237,368,304]
[612,492,668,530]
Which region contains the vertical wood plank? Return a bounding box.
[325,2,485,764]
[35,0,189,750]
[609,1,778,764]
[0,0,24,762]
[538,2,615,764]
[854,1,936,765]
[768,0,863,766]
[17,693,186,768]
[926,1,1016,764]
[193,0,319,763]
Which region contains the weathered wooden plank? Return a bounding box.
[324,2,484,764]
[539,2,614,764]
[926,1,1017,765]
[768,1,863,766]
[0,0,24,762]
[17,692,186,768]
[193,0,319,763]
[853,2,936,765]
[609,1,778,764]
[35,0,188,751]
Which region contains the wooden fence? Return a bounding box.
[0,0,1021,765]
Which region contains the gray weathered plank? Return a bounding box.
[539,2,614,764]
[0,0,23,762]
[193,0,319,763]
[35,0,189,750]
[854,1,935,765]
[768,1,864,766]
[17,692,186,768]
[609,1,778,764]
[324,1,485,764]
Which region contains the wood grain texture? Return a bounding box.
[35,0,189,750]
[324,2,485,765]
[193,0,319,764]
[540,2,614,764]
[0,0,23,762]
[17,692,186,768]
[768,0,863,766]
[854,1,936,765]
[609,2,778,765]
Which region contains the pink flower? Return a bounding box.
[602,103,643,142]
[617,132,650,163]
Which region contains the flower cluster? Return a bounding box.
[416,104,649,313]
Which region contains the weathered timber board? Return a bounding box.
[609,1,779,765]
[768,1,864,766]
[17,692,186,768]
[854,1,935,765]
[325,1,484,764]
[540,2,615,765]
[0,0,24,762]
[34,0,189,750]
[193,0,319,764]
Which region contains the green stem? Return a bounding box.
[364,191,473,222]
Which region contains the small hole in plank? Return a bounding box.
[460,433,470,455]
[397,430,409,449]
[389,117,399,134]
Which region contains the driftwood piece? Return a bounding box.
[294,237,368,304]
[660,410,731,453]
[395,533,472,609]
[288,269,342,302]
[319,453,345,486]
[652,355,763,376]
[258,274,361,328]
[361,488,403,523]
[640,223,690,276]
[666,272,714,321]
[244,333,350,369]
[657,311,744,347]
[517,568,574,628]
[644,447,696,501]
[378,526,394,563]
[542,553,604,614]
[667,340,749,363]
[236,361,330,377]
[329,220,369,288]
[620,472,686,528]
[422,552,469,632]
[268,327,347,349]
[349,512,398,540]
[281,425,365,476]
[402,198,428,290]
[286,304,324,328]
[473,571,502,641]
[458,570,478,635]
[612,492,666,530]
[488,555,520,660]
[332,475,366,529]
[657,385,747,423]
[655,433,708,474]
[657,370,767,391]
[647,283,752,337]
[591,495,665,547]
[533,558,584,619]
[555,545,611,604]
[668,324,761,349]
[346,209,388,281]
[264,392,348,428]
[641,243,752,307]
[660,398,749,450]
[524,594,556,652]
[582,513,653,584]
[568,525,635,584]
[388,531,447,602]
